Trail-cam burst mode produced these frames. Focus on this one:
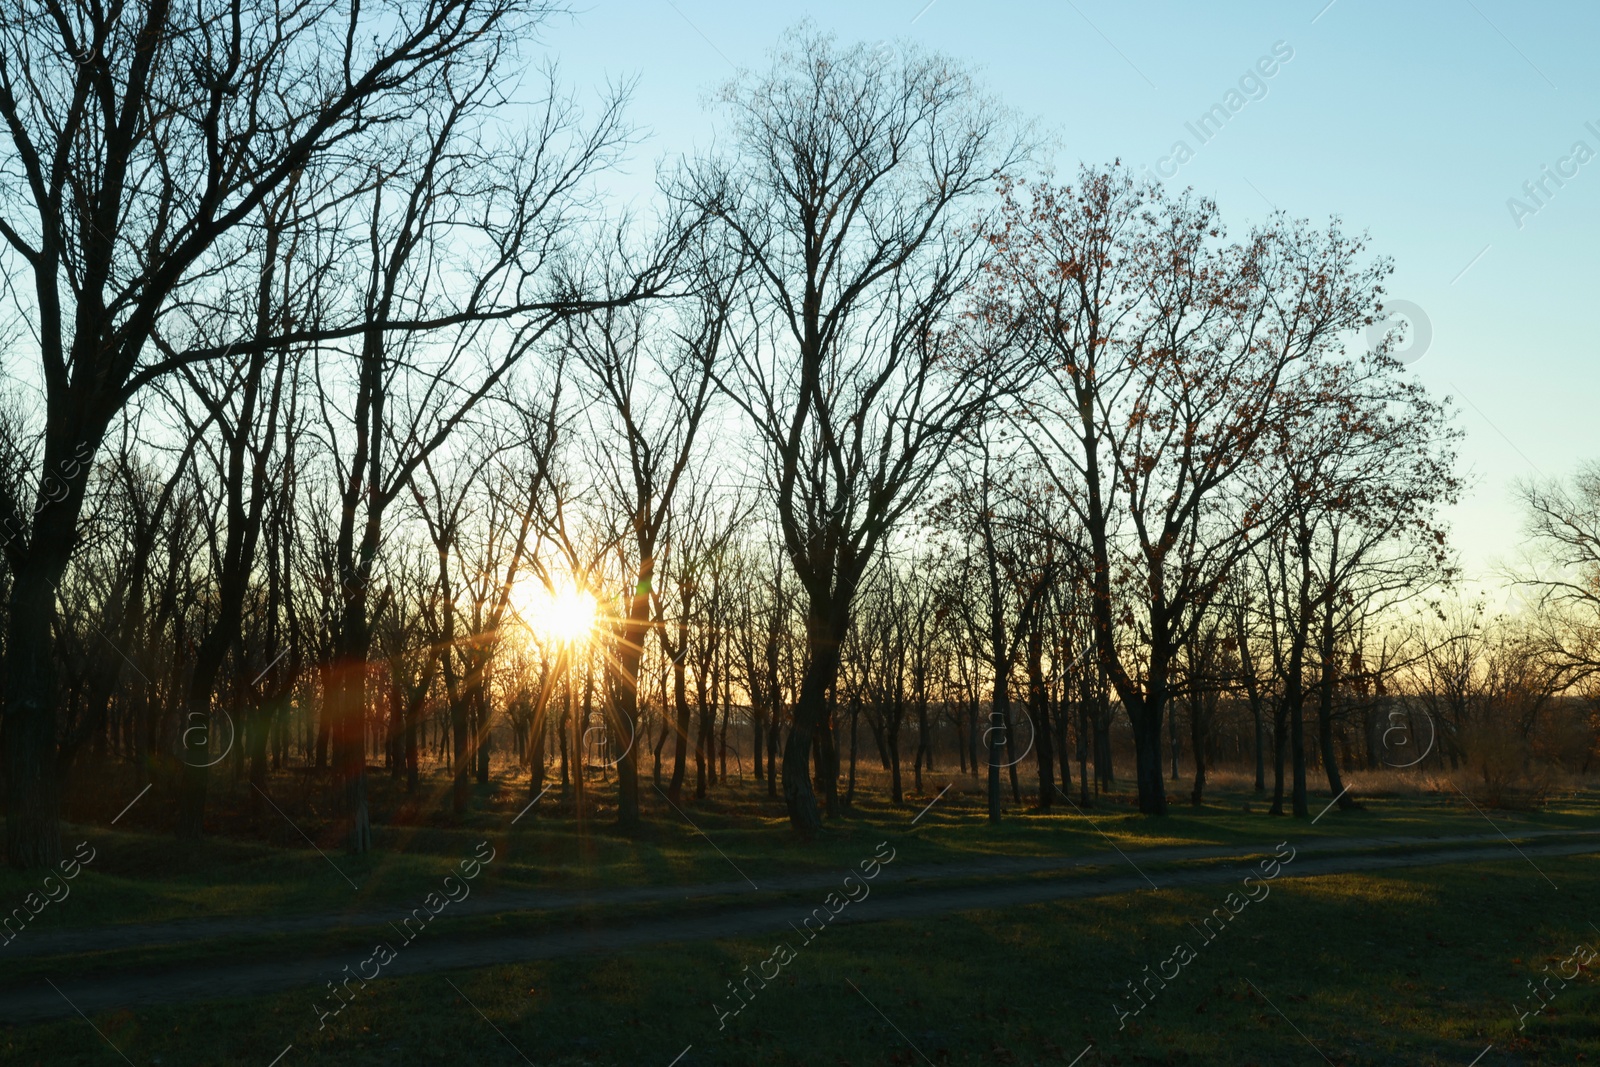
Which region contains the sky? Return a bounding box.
[543,0,1600,598]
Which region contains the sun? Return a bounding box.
[515,580,598,645]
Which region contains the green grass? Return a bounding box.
[1,770,1596,1064]
[4,852,1596,1065]
[5,767,1597,934]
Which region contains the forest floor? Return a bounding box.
[2,770,1597,1065]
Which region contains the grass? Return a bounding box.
[3,853,1596,1065]
[2,766,1597,1065]
[5,765,1597,933]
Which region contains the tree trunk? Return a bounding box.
[1252,694,1266,794]
[177,626,233,839]
[1006,701,1022,804]
[331,658,373,854]
[3,561,65,868]
[694,667,712,800]
[956,698,968,775]
[1129,698,1168,816]
[653,710,668,790]
[719,666,730,783]
[987,684,1008,825]
[1028,625,1053,811]
[967,697,981,779]
[765,628,782,799]
[1290,692,1309,817]
[752,706,766,784]
[528,699,548,810]
[1270,701,1289,816]
[887,723,903,806]
[651,668,669,789]
[248,697,273,808]
[817,689,841,819]
[611,550,654,830]
[404,711,419,791]
[1077,676,1091,807]
[1093,684,1113,793]
[1316,619,1354,812]
[315,689,331,771]
[612,648,642,829]
[386,680,403,777]
[668,653,690,804]
[474,684,492,784]
[451,694,470,815]
[766,711,781,799]
[845,694,860,807]
[777,598,851,838]
[912,701,928,794]
[780,621,840,837]
[1168,704,1181,782]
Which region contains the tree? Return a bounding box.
[937,422,1059,821]
[308,47,652,852]
[0,0,540,868]
[651,485,742,804]
[856,561,910,805]
[165,176,313,838]
[986,165,1389,815]
[690,27,1028,835]
[1260,349,1458,816]
[565,236,736,829]
[1517,462,1600,687]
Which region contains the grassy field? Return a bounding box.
[2,856,1595,1065]
[5,765,1597,930]
[2,767,1597,1065]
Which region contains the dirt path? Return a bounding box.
[1,833,1595,1025]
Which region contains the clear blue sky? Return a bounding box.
[547,0,1600,595]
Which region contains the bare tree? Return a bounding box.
[309,51,652,852]
[1517,462,1600,687]
[165,176,313,838]
[937,422,1059,821]
[0,0,545,867]
[689,27,1028,835]
[565,235,736,829]
[986,165,1389,815]
[652,485,741,804]
[1266,352,1458,816]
